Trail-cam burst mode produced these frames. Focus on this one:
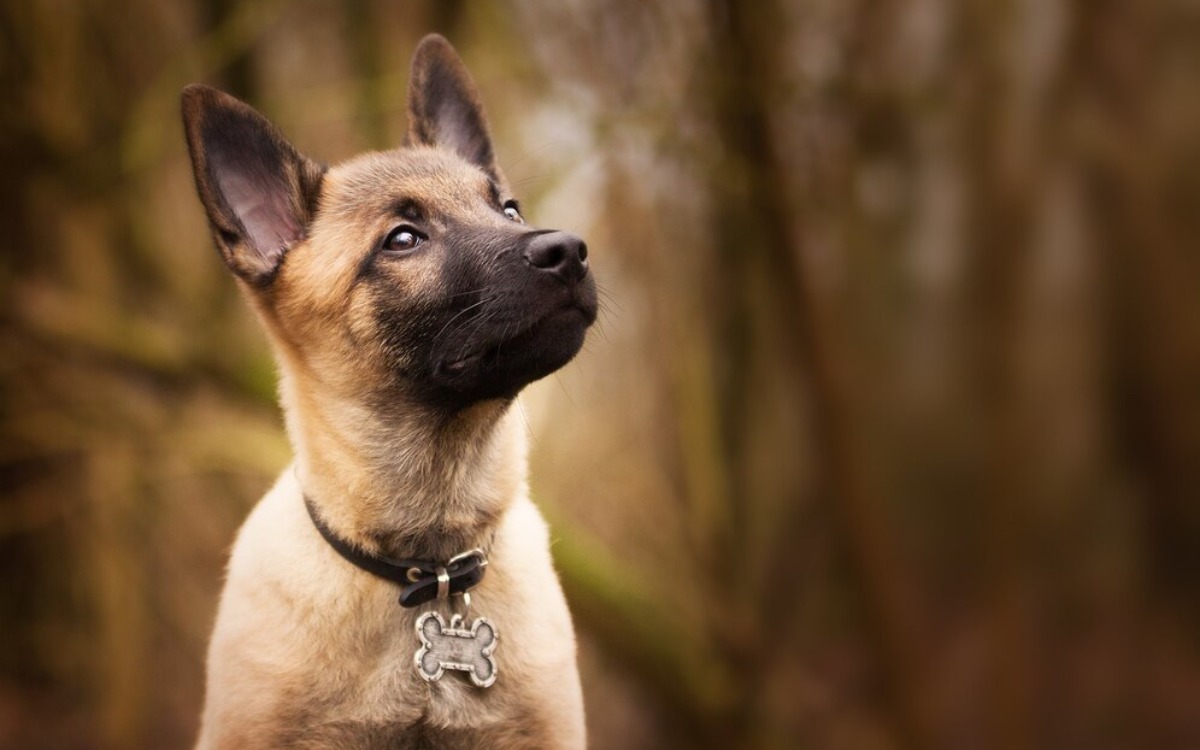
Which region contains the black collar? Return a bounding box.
[303,496,488,608]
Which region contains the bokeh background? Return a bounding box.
[3,1,1200,748]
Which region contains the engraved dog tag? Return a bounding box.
[414,611,498,688]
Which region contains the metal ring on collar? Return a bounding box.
[448,548,487,568]
[436,566,450,600]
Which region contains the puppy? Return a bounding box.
[182,34,594,749]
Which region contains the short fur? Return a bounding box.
[183,34,594,749]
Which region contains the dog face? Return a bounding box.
[182,36,596,413]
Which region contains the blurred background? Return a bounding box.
[2,1,1200,748]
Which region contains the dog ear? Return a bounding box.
[181,85,325,285]
[405,34,503,184]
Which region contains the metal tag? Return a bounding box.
[414,611,498,688]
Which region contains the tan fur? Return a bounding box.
[187,41,587,749]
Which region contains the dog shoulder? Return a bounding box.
[488,495,581,675]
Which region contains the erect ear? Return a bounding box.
[181,84,325,285]
[405,34,504,185]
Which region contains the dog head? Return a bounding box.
[181,35,597,414]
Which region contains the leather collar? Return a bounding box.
[303,495,488,608]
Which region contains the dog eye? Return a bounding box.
[383,226,424,253]
[502,201,523,224]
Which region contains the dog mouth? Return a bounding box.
[443,305,592,370]
[434,301,595,394]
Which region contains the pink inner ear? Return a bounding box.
[217,163,299,267]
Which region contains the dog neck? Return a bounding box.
[278,369,528,562]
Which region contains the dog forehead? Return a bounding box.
[323,148,494,218]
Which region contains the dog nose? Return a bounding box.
[523,231,588,282]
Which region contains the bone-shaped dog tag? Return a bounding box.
[414,611,498,688]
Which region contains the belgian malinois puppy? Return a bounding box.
[182,34,593,749]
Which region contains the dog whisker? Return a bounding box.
[432,295,497,347]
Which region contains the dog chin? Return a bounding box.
[432,305,593,404]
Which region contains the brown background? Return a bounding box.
[2,1,1200,749]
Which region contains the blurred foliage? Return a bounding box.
[3,1,1200,749]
